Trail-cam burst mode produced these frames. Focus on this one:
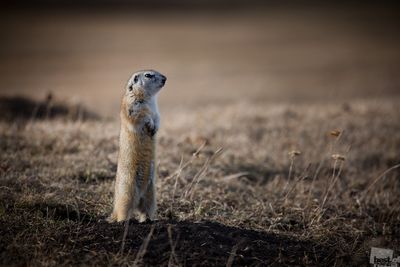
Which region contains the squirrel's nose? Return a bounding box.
[161,76,167,84]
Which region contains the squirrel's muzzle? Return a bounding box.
[160,75,167,86]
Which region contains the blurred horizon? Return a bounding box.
[1,1,400,116]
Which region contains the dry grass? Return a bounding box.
[0,97,399,266]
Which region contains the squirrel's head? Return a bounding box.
[126,70,167,99]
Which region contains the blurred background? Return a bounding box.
[1,1,399,117]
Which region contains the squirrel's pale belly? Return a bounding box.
[116,127,155,194]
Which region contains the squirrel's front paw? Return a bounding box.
[144,121,157,137]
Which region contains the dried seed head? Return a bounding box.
[332,154,345,161]
[288,150,301,158]
[330,129,342,137]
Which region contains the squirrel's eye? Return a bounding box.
[144,73,154,78]
[128,85,133,91]
[133,75,139,83]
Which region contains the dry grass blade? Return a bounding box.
[226,243,239,267]
[183,147,223,200]
[320,159,344,210]
[167,225,180,267]
[120,219,130,253]
[164,141,207,183]
[361,163,400,201]
[283,173,307,203]
[133,225,155,267]
[221,172,250,181]
[170,156,184,211]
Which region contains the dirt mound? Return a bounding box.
[0,94,98,121]
[0,213,334,266]
[119,220,332,266]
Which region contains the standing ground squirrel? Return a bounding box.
[108,70,166,223]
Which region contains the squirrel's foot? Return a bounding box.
[106,214,117,223]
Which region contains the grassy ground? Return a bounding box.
[0,97,399,266]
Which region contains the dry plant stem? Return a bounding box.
[332,158,337,180]
[334,161,344,186]
[283,163,310,203]
[306,158,323,208]
[133,225,155,267]
[170,156,184,211]
[306,132,340,209]
[221,172,250,181]
[284,157,295,192]
[120,219,130,253]
[226,243,239,267]
[323,131,342,191]
[167,225,180,267]
[283,174,306,203]
[361,163,400,201]
[185,159,210,200]
[320,159,339,209]
[164,142,207,183]
[185,148,223,201]
[319,160,343,218]
[163,142,208,212]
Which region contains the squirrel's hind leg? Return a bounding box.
[110,185,140,222]
[138,181,157,221]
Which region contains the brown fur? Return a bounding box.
[108,89,157,222]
